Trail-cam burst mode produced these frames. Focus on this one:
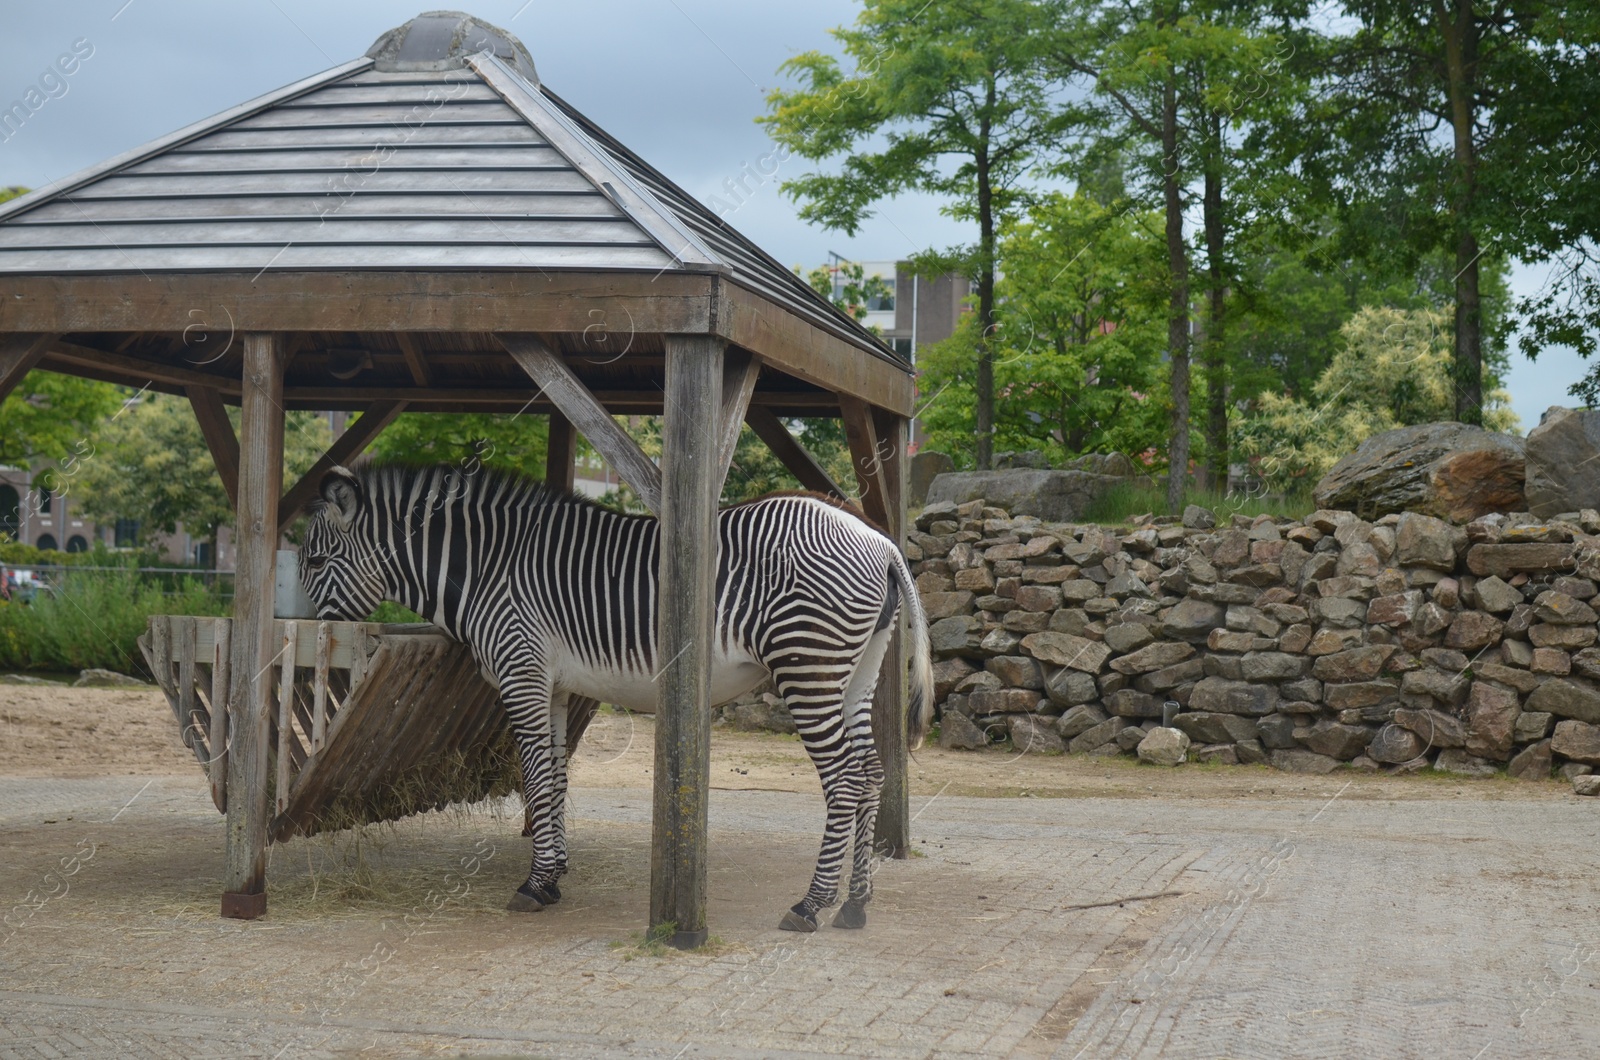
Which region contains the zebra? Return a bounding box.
[298,463,933,932]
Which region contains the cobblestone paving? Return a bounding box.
[1,775,1597,1058]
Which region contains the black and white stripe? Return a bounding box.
[300,464,932,930]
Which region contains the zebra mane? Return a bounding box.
[314,461,618,520]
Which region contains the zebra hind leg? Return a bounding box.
[499,669,565,913]
[832,668,885,929]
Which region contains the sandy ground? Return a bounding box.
[0,680,1573,803]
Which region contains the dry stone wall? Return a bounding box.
[911,497,1600,778]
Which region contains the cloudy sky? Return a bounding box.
[0,0,1583,429]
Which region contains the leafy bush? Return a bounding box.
[1081,480,1312,527]
[0,569,227,676]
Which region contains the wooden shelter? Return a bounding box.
[0,12,914,946]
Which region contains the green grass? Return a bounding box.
[0,569,227,677]
[1081,481,1313,527]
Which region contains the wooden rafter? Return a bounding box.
[277,400,408,532]
[0,333,56,404]
[499,333,662,514]
[744,406,845,500]
[187,386,241,509]
[839,394,891,529]
[715,351,761,497]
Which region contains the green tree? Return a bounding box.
[366,412,549,480]
[74,394,331,566]
[1233,305,1518,493]
[762,0,1068,469]
[0,372,121,472]
[918,192,1169,463]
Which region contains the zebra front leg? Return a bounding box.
[499,667,566,913]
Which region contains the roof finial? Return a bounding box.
[366,11,538,83]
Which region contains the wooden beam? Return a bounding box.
[0,270,715,335]
[714,351,761,498]
[719,281,915,417]
[745,406,846,499]
[652,334,723,950]
[499,333,662,514]
[187,386,241,510]
[281,386,837,411]
[839,394,890,529]
[277,400,407,532]
[222,332,286,920]
[546,410,576,492]
[869,413,910,858]
[0,333,56,404]
[47,339,241,395]
[394,333,434,387]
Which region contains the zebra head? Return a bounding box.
[300,467,386,620]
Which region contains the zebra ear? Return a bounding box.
[319,467,362,529]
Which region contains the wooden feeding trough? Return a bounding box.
[139,615,539,842]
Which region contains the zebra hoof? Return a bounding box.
[832,900,867,929]
[506,885,545,914]
[778,904,818,933]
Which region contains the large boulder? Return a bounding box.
[1525,406,1600,518]
[909,450,956,506]
[925,464,1136,522]
[1312,422,1526,522]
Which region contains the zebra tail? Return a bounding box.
[888,542,935,750]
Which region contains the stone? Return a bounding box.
[932,657,978,701]
[1115,725,1149,752]
[1311,421,1527,522]
[1171,711,1260,745]
[1189,677,1279,716]
[1021,631,1110,673]
[1043,667,1099,708]
[1526,679,1600,725]
[1466,543,1578,579]
[1192,743,1238,765]
[1367,591,1424,627]
[1137,727,1191,766]
[1002,610,1051,634]
[1573,774,1600,796]
[1314,597,1368,628]
[0,674,52,685]
[1105,688,1166,719]
[727,698,798,735]
[1400,669,1470,706]
[909,450,957,506]
[1524,406,1600,518]
[1420,647,1470,672]
[1134,658,1205,693]
[1508,739,1553,781]
[1464,681,1521,761]
[1322,680,1398,711]
[1006,713,1067,754]
[73,669,149,688]
[923,591,977,621]
[1306,628,1365,657]
[1162,598,1225,643]
[1239,651,1307,681]
[1295,720,1374,760]
[938,709,989,750]
[1368,723,1429,764]
[1393,512,1462,570]
[1269,749,1342,774]
[979,628,1024,657]
[1255,713,1299,750]
[1013,585,1065,613]
[968,688,1042,714]
[1279,624,1314,654]
[1392,706,1466,749]
[1560,762,1595,781]
[1068,716,1129,755]
[1534,590,1598,625]
[1433,749,1499,777]
[1183,504,1217,529]
[1109,641,1196,675]
[985,656,1043,690]
[1515,711,1554,743]
[929,616,983,656]
[925,468,1132,523]
[1552,719,1600,764]
[1311,645,1396,682]
[1529,623,1599,650]
[1414,602,1453,636]
[1103,622,1156,653]
[1531,648,1572,675]
[954,566,996,593]
[1443,611,1504,651]
[956,671,1003,695]
[1056,704,1109,739]
[1431,577,1462,608]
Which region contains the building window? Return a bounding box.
[66,535,89,553]
[36,533,57,552]
[195,541,213,568]
[114,518,139,548]
[0,485,17,540]
[38,489,51,514]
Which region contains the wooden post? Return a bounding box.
[651,333,723,949]
[869,412,911,857]
[546,409,576,491]
[221,332,286,920]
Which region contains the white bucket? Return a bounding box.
[274,550,318,619]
